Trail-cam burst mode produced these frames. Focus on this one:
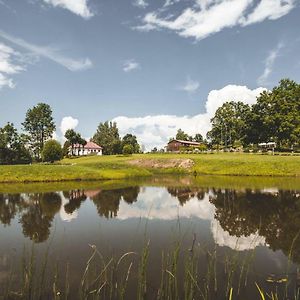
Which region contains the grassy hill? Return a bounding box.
[0,153,299,183]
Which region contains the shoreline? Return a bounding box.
[0,172,299,185]
[0,153,299,184]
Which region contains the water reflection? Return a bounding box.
[167,187,206,205]
[0,193,26,226]
[210,188,300,262]
[92,187,139,218]
[0,186,300,262]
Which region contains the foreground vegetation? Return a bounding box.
[2,238,299,300]
[0,153,300,183]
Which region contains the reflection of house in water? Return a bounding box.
[60,189,102,222]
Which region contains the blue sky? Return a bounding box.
[0,0,300,149]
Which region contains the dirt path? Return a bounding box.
[127,158,194,169]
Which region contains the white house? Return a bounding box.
[72,141,103,156]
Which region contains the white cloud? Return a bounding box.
[240,0,296,26]
[60,116,79,135]
[257,42,284,86]
[211,219,265,251]
[136,0,297,40]
[59,192,78,222]
[113,85,266,151]
[163,0,180,8]
[123,59,140,72]
[0,30,93,71]
[116,187,215,221]
[179,77,200,93]
[0,43,24,89]
[43,0,93,19]
[133,0,148,8]
[204,84,265,116]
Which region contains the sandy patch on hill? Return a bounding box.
[128,158,194,169]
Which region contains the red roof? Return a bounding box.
[74,141,102,149]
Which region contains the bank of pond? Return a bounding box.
[0,153,300,184]
[0,176,300,299]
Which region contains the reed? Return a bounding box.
[2,237,300,300]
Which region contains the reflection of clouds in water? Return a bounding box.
[59,192,78,222]
[117,187,215,221]
[211,219,265,251]
[261,188,279,195]
[116,187,266,251]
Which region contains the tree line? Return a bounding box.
[0,105,140,164]
[167,79,299,151]
[1,78,299,164]
[207,79,300,150]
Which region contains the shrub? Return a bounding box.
[122,144,134,155]
[41,140,62,162]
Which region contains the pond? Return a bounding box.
[0,176,300,299]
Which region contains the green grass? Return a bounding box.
[0,153,299,183]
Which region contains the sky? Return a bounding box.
[0,0,300,150]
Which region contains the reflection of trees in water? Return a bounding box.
[210,189,300,263]
[0,192,61,242]
[0,187,139,240]
[63,190,87,214]
[21,192,62,243]
[167,187,206,205]
[0,194,27,226]
[92,187,140,219]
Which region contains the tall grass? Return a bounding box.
[1,238,300,300]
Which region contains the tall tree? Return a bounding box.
[22,103,56,160]
[92,121,121,155]
[194,133,203,143]
[175,129,189,141]
[207,101,251,147]
[121,134,140,153]
[0,122,31,165]
[64,129,85,156]
[41,140,62,162]
[247,79,300,147]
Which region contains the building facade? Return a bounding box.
[72,141,103,156]
[166,139,201,152]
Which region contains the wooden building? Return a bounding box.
[166,139,201,152]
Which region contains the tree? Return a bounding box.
[0,122,31,165]
[77,137,87,155]
[62,140,71,157]
[41,140,62,162]
[22,103,56,160]
[122,144,134,155]
[176,129,189,141]
[65,129,78,155]
[247,79,300,147]
[92,121,121,155]
[121,134,140,153]
[64,130,86,156]
[207,101,251,147]
[194,133,203,143]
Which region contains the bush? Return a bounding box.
[41,140,62,162]
[122,144,134,155]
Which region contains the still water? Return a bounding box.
[0,176,300,299]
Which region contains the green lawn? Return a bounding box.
[0,153,299,183]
